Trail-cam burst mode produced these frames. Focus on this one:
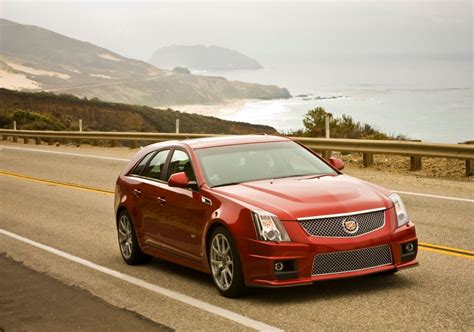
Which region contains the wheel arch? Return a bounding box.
[205,219,232,252]
[116,205,128,225]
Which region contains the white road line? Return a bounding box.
[0,146,129,162]
[2,145,473,203]
[393,190,474,203]
[0,229,282,332]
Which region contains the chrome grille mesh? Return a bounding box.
[312,244,393,276]
[299,210,385,237]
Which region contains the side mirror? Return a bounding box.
[329,157,345,171]
[168,172,199,191]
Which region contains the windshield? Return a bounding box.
[195,141,337,187]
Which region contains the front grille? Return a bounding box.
[298,209,385,237]
[312,244,393,276]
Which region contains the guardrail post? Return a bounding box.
[410,156,422,171]
[23,137,29,144]
[12,122,18,142]
[363,153,374,167]
[462,141,474,176]
[48,138,54,145]
[35,137,41,145]
[466,159,473,177]
[111,139,118,147]
[325,117,330,139]
[1,135,6,141]
[130,140,137,149]
[408,139,422,172]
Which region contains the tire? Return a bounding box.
[208,226,246,298]
[117,210,152,265]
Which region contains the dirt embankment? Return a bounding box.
[335,152,472,181]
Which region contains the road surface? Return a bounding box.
[0,142,472,331]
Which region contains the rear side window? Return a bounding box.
[142,150,170,180]
[130,151,155,176]
[166,150,196,181]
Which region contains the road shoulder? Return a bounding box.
[0,253,172,332]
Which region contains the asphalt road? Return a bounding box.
[0,253,170,331]
[0,142,473,331]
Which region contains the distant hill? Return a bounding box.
[0,19,289,106]
[149,45,263,71]
[0,88,278,134]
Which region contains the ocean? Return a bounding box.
[199,57,473,143]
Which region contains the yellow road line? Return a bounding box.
[0,170,114,195]
[419,247,474,260]
[1,170,473,260]
[419,242,474,256]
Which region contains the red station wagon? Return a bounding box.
[114,135,418,297]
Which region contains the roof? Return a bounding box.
[183,134,289,149]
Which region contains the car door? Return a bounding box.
[133,149,171,245]
[157,148,209,262]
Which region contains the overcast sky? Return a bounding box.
[1,1,472,64]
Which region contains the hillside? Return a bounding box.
[0,19,290,106]
[0,88,278,134]
[149,45,263,71]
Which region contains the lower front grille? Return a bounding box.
[312,244,393,276]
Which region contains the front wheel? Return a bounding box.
[209,227,246,298]
[117,210,152,265]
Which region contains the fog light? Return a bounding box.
[401,241,417,262]
[274,262,284,272]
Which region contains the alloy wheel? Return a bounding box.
[118,214,133,259]
[210,233,234,290]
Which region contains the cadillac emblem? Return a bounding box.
[342,218,359,234]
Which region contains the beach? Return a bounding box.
[165,99,249,118]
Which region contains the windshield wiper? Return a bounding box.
[301,173,336,180]
[212,182,242,188]
[269,174,311,180]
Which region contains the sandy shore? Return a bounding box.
[163,99,253,117]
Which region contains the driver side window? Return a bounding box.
[167,150,196,181]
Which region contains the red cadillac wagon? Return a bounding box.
[114,135,418,297]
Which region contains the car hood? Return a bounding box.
[213,174,393,220]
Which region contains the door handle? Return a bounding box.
[156,196,167,205]
[133,189,142,197]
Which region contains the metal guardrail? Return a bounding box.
[0,129,217,142]
[294,137,474,160]
[1,129,473,175]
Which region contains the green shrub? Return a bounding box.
[292,107,405,140]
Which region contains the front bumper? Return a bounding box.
[240,221,418,287]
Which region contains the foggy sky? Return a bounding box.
[0,1,472,65]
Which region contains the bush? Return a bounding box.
[292,107,404,140]
[10,109,65,130]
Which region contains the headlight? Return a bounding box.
[389,193,409,227]
[251,210,291,242]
